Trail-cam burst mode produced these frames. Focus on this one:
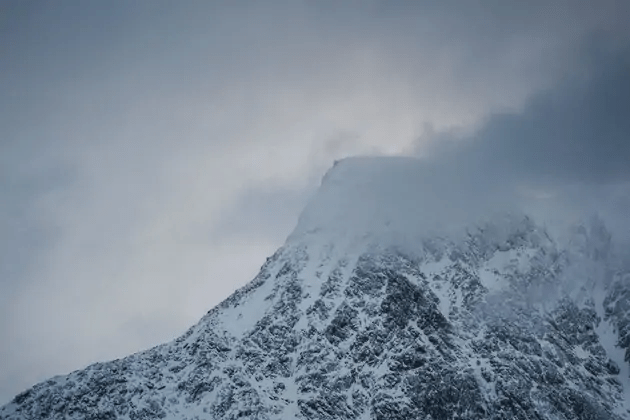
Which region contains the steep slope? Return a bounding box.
[2,157,629,420]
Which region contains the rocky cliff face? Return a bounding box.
[2,157,629,419]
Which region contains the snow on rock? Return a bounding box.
[2,156,630,419]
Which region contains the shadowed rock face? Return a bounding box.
[2,158,629,419]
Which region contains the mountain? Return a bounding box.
[2,156,630,419]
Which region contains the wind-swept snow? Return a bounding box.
[2,156,629,419]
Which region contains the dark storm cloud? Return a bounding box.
[425,40,630,186]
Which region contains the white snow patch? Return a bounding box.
[471,357,497,400]
[422,257,453,317]
[213,276,277,338]
[593,284,630,415]
[572,345,590,360]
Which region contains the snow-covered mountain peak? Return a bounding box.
[290,156,423,240]
[289,156,523,252]
[3,157,630,419]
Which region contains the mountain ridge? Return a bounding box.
[2,157,629,419]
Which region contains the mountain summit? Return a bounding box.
[2,157,629,419]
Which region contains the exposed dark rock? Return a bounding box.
[2,215,629,419]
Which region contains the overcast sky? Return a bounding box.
[1,0,629,404]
